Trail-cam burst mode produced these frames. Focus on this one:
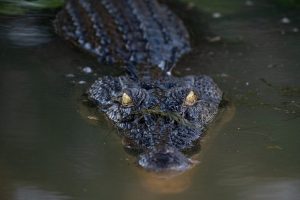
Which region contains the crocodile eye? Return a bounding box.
[184,90,197,106]
[121,92,133,107]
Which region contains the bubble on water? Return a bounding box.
[212,12,222,19]
[292,27,299,33]
[78,80,86,84]
[281,17,290,24]
[82,66,93,74]
[245,0,254,6]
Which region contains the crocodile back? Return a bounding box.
[54,0,191,71]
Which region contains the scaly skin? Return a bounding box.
[55,0,223,172]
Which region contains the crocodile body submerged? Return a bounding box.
[54,0,222,172]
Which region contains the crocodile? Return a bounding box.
[54,0,223,172]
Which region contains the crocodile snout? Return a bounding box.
[138,146,194,172]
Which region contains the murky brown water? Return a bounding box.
[0,0,299,199]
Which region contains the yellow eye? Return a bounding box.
[121,92,133,107]
[184,91,197,106]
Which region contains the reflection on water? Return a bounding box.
[0,0,299,199]
[138,169,194,194]
[238,179,300,200]
[7,17,52,47]
[14,185,70,200]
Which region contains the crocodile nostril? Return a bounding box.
[138,146,194,172]
[154,153,171,167]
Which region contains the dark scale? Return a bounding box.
[54,0,190,68]
[55,0,223,172]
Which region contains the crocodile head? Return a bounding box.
[88,74,222,172]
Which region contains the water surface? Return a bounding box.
[0,0,299,199]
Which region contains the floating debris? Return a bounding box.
[281,17,290,24]
[266,145,283,150]
[65,73,75,78]
[207,36,222,43]
[245,82,250,86]
[217,73,229,78]
[78,80,87,84]
[87,116,99,121]
[82,66,93,74]
[212,12,222,19]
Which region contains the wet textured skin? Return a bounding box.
[55,0,223,172]
[88,75,222,171]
